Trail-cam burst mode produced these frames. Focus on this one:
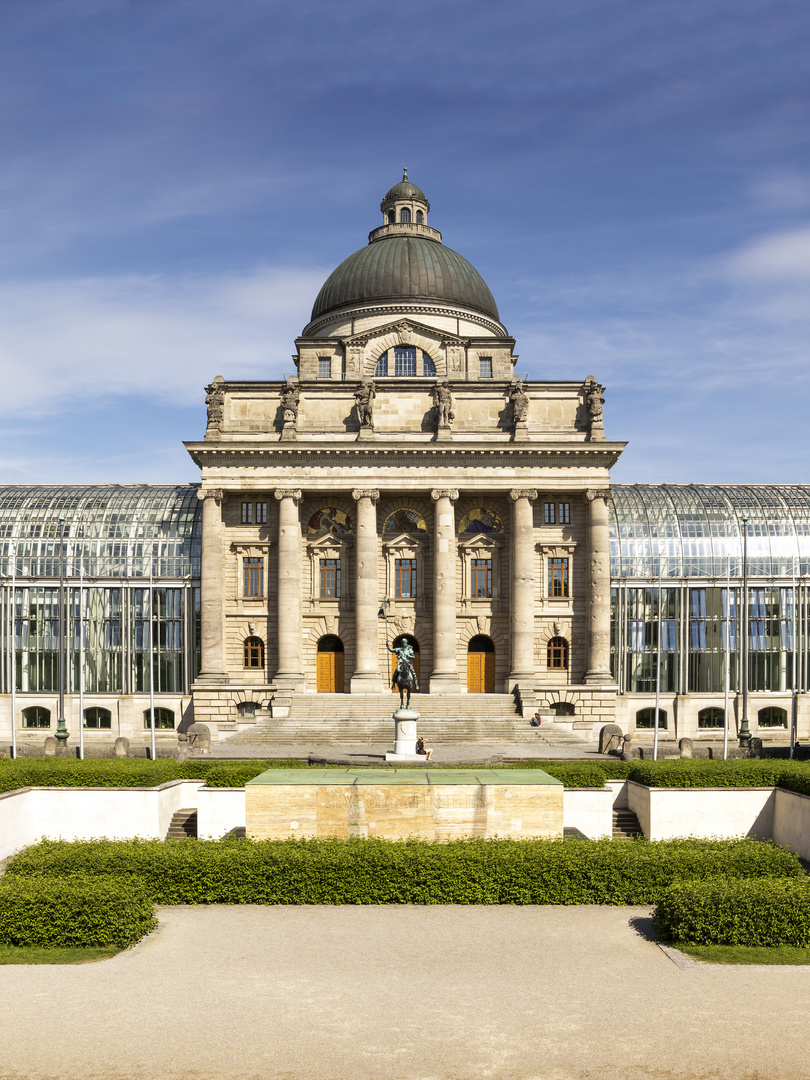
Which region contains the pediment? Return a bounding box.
[383,531,429,551]
[342,319,467,350]
[307,530,353,549]
[458,533,503,550]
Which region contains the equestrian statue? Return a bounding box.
[387,637,419,709]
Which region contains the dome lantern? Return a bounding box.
[379,168,430,228]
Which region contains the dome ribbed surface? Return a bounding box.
[383,180,427,203]
[310,236,500,322]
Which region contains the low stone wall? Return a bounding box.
[626,781,776,841]
[563,788,613,839]
[197,786,247,839]
[0,780,205,862]
[772,788,810,863]
[246,782,565,841]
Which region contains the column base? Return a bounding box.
[583,669,615,685]
[506,672,535,694]
[194,671,230,684]
[350,672,384,694]
[274,673,307,693]
[428,673,461,694]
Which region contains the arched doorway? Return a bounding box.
[390,634,420,693]
[467,635,495,693]
[316,635,345,693]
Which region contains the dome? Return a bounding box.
[309,235,501,323]
[382,179,428,203]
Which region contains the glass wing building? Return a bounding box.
[0,486,201,737]
[610,485,810,735]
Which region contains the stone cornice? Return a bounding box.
[186,442,626,471]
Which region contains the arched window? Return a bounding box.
[759,706,787,728]
[84,707,112,729]
[244,636,265,669]
[636,707,667,729]
[375,352,388,377]
[144,707,174,729]
[698,707,724,728]
[394,347,417,376]
[422,352,437,376]
[553,702,575,717]
[547,637,568,669]
[415,209,423,225]
[22,706,50,729]
[387,210,395,224]
[400,207,411,223]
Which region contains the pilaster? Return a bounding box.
[507,489,538,691]
[351,489,383,693]
[430,488,460,693]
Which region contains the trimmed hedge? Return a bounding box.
[0,875,156,947]
[626,759,810,793]
[6,837,801,906]
[654,877,810,946]
[0,758,309,792]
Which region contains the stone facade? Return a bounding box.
[185,176,625,732]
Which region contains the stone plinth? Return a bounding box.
[245,768,564,841]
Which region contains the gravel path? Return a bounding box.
[1,905,808,1079]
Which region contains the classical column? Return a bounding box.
[196,488,227,682]
[274,489,305,691]
[430,488,460,694]
[507,489,538,691]
[351,489,383,693]
[584,488,614,684]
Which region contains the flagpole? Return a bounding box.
[723,564,730,761]
[10,542,16,760]
[149,558,156,761]
[653,560,661,761]
[78,559,85,761]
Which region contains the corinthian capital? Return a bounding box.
[197,487,224,505]
[509,489,538,502]
[351,489,380,503]
[585,488,612,503]
[274,489,302,504]
[431,489,459,502]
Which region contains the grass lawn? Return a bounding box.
[0,944,125,965]
[677,943,810,965]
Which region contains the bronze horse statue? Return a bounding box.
[388,639,419,709]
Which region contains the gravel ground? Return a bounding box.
[0,904,808,1080]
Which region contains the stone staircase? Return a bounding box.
[166,809,198,839]
[612,807,643,839]
[221,693,595,749]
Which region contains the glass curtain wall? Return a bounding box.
[610,486,807,695]
[0,486,201,696]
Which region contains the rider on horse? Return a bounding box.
[388,638,419,708]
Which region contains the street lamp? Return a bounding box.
[738,515,751,749]
[54,515,70,747]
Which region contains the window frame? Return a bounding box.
[319,557,341,599]
[394,557,418,599]
[242,556,264,599]
[547,636,569,670]
[478,356,493,379]
[548,557,569,598]
[317,356,332,379]
[243,636,265,669]
[470,558,492,599]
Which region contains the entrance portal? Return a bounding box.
[467,635,495,693]
[390,634,420,692]
[316,635,345,693]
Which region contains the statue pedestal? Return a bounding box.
[435,425,453,442]
[385,708,426,763]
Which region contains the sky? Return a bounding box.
[0,0,809,486]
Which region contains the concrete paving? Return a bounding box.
[1,905,808,1080]
[196,740,605,761]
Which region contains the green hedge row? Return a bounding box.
[6,837,801,906]
[654,877,810,946]
[0,875,156,947]
[626,759,810,793]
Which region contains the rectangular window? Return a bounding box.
[319,558,341,598]
[241,502,253,524]
[544,502,555,524]
[548,558,569,597]
[558,502,570,524]
[317,356,331,378]
[395,558,417,598]
[243,557,264,598]
[471,558,492,598]
[256,502,267,524]
[394,347,417,376]
[479,356,493,378]
[241,502,267,524]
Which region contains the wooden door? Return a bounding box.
[317,650,344,693]
[467,651,495,693]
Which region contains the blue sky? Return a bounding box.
[0,0,809,485]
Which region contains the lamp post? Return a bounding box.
[54,516,70,747]
[738,515,751,749]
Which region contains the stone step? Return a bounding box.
[612,808,643,839]
[166,808,198,840]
